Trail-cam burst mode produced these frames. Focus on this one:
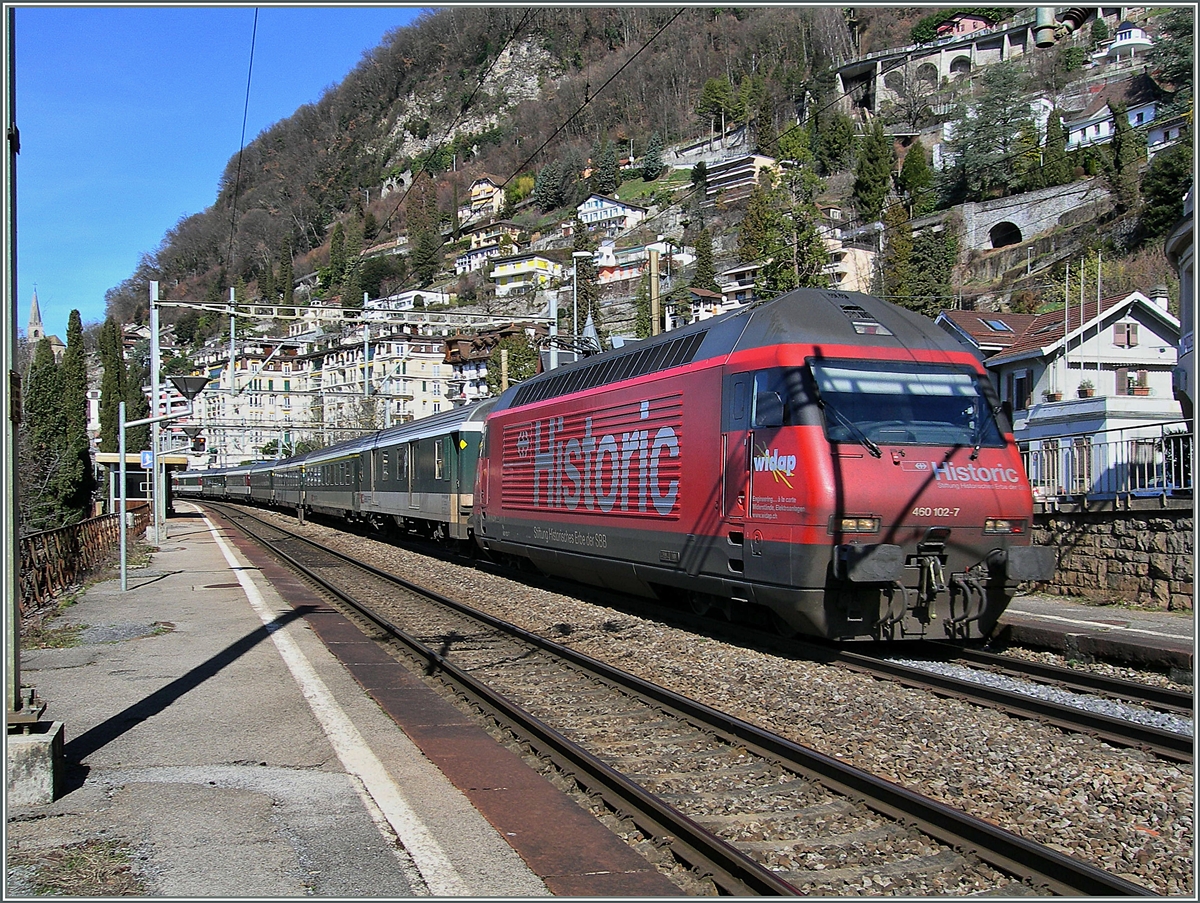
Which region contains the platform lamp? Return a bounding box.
[119,375,211,591]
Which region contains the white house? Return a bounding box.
[364,289,452,318]
[979,289,1181,441]
[575,194,648,233]
[1063,73,1162,151]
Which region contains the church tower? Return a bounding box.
[28,289,45,342]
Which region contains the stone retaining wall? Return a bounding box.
[1031,507,1193,612]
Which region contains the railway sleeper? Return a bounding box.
[776,848,997,893]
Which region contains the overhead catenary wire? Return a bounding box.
[225,8,259,277]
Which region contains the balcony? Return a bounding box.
[1021,421,1192,506]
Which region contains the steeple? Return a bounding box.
[28,289,45,342]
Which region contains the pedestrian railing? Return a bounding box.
[1020,421,1193,503]
[18,504,150,615]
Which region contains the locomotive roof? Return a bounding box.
[490,289,966,412]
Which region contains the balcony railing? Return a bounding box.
[1020,421,1193,503]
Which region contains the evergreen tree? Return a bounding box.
[640,133,664,182]
[279,237,295,309]
[697,76,735,128]
[98,317,126,453]
[880,203,916,310]
[343,217,365,310]
[1148,6,1194,92]
[633,270,653,339]
[1042,111,1072,187]
[485,334,540,394]
[328,222,346,286]
[571,217,602,343]
[813,111,856,176]
[908,228,959,318]
[1138,135,1193,239]
[737,182,777,263]
[896,139,934,215]
[20,339,67,531]
[942,62,1032,202]
[60,310,95,522]
[1106,102,1143,213]
[591,140,620,196]
[124,350,151,454]
[259,264,277,303]
[1015,121,1047,193]
[407,174,444,286]
[853,119,895,223]
[533,161,562,210]
[690,227,720,293]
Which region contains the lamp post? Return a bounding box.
[572,250,591,349]
[120,374,210,591]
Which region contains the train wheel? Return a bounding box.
[688,594,711,616]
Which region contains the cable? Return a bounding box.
[225,8,259,276]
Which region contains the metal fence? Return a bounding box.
[18,504,150,615]
[1021,422,1193,503]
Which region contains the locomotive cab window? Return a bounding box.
[749,369,822,429]
[809,359,1004,449]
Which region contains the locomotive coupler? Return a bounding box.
[915,554,947,620]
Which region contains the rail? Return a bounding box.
[18,504,150,614]
[1020,422,1193,503]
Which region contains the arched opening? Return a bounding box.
[916,62,938,86]
[950,56,971,78]
[989,222,1023,248]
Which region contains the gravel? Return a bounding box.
[259,511,1195,896]
[881,657,1194,737]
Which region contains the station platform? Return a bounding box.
[996,592,1194,678]
[6,504,677,897]
[7,507,1193,896]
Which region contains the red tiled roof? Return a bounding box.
[989,293,1140,361]
[940,310,1038,349]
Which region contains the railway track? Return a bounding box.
[379,518,1193,764]
[211,503,1155,897]
[823,645,1193,765]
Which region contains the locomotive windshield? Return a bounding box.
[807,359,1005,450]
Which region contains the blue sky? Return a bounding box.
[14,3,428,341]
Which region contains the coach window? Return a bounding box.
[435,440,445,480]
[382,450,389,483]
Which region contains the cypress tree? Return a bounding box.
[279,237,295,309]
[897,140,934,215]
[1043,111,1072,187]
[20,339,67,530]
[881,203,916,310]
[329,222,346,286]
[124,350,150,454]
[60,310,96,522]
[572,217,602,344]
[690,228,720,293]
[98,317,126,453]
[1107,102,1143,213]
[853,119,895,223]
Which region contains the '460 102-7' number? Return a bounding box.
[912,506,960,517]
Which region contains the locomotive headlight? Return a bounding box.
[984,517,1026,534]
[834,516,881,534]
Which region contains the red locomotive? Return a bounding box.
[474,288,1055,640]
